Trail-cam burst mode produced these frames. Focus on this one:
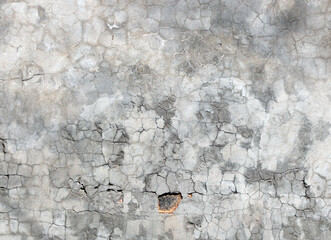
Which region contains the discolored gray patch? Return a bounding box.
[196,102,231,124]
[296,117,313,159]
[38,6,47,22]
[276,0,307,33]
[155,96,176,126]
[91,66,116,95]
[130,64,151,80]
[178,61,196,77]
[313,120,330,141]
[199,147,221,167]
[249,64,275,111]
[0,22,9,36]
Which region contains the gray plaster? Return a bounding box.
[0,0,330,239]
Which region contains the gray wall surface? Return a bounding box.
[0,0,330,239]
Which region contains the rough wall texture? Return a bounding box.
[0,0,330,239]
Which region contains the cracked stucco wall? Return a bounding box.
[0,0,330,239]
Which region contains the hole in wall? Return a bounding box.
[157,192,182,214]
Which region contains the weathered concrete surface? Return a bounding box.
[0,0,330,239]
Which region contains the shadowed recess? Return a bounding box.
[158,192,182,214]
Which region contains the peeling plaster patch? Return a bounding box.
[158,192,182,214]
